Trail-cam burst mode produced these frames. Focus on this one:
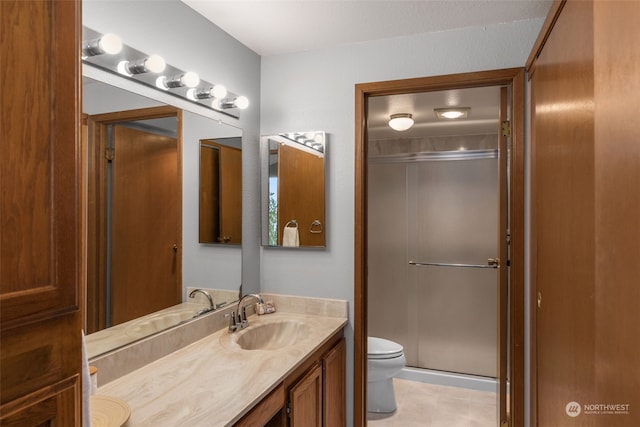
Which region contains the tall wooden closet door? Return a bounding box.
[531,1,640,426]
[531,1,596,425]
[1,0,82,424]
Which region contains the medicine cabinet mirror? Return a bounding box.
[261,132,327,248]
[199,138,242,244]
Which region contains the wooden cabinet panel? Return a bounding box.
[0,0,82,425]
[0,0,81,326]
[290,363,322,427]
[323,338,346,427]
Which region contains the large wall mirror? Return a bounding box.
[261,132,327,248]
[83,74,243,358]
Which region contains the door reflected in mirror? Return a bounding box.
[83,76,242,358]
[261,132,326,248]
[199,138,242,244]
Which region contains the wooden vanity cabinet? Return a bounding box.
[285,334,346,427]
[235,330,346,427]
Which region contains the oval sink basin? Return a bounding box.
[235,320,311,350]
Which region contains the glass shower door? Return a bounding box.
[410,156,498,377]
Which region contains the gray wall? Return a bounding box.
[260,19,544,425]
[83,0,262,293]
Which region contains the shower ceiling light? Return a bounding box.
[388,113,414,131]
[435,107,470,120]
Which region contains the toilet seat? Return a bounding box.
[368,337,404,360]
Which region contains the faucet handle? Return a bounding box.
[226,311,238,332]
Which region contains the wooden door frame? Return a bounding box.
[85,105,182,332]
[354,68,526,427]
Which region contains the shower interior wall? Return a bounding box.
[368,134,499,378]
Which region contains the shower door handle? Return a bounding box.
[409,260,499,269]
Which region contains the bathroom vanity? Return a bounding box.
[91,295,347,426]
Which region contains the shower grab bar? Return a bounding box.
[409,259,499,269]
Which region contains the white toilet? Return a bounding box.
[367,336,406,413]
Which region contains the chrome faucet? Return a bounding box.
[228,293,263,332]
[188,289,215,316]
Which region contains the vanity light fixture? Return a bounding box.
[83,27,248,118]
[388,113,414,131]
[81,33,122,58]
[219,95,250,110]
[156,71,200,90]
[434,107,470,119]
[117,54,166,76]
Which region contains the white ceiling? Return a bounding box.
[181,0,550,140]
[181,0,552,56]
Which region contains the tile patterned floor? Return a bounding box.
[367,379,497,427]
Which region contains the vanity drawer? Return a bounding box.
[234,383,285,427]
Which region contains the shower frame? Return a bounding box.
[354,68,526,427]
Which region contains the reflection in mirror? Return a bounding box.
[83,76,242,358]
[261,132,326,248]
[199,138,242,244]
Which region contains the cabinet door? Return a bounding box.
[0,0,82,424]
[323,338,346,427]
[289,363,322,427]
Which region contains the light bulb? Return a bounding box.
[82,33,122,57]
[182,72,200,88]
[212,84,227,99]
[99,33,122,54]
[117,54,166,76]
[235,96,249,110]
[145,54,166,73]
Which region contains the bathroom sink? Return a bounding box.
[125,309,197,338]
[234,320,311,350]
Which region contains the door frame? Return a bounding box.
[354,68,525,426]
[85,105,183,332]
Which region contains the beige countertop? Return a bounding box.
[96,311,347,426]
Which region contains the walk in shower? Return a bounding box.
[366,85,505,394]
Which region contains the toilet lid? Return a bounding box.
[368,337,404,359]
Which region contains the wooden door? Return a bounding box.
[289,363,322,427]
[277,144,325,246]
[1,0,82,424]
[530,1,640,425]
[111,125,180,325]
[323,338,346,427]
[531,1,596,425]
[199,145,221,242]
[219,145,242,244]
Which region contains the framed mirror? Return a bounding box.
[261,132,327,248]
[83,75,242,358]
